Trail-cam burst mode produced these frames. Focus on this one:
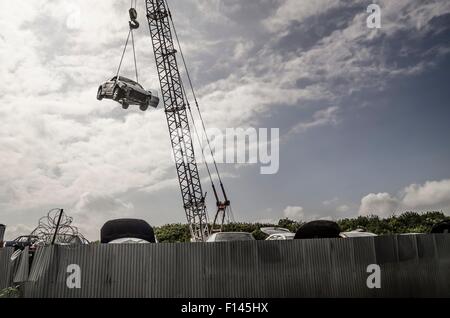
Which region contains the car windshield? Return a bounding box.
[214,233,254,242]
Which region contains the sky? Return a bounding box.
[1,0,450,240]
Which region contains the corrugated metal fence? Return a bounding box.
[0,224,5,242]
[1,234,449,297]
[0,248,14,290]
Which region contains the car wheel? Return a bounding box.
[140,104,149,112]
[122,102,129,110]
[97,87,103,100]
[113,87,123,101]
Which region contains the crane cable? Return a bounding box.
[130,25,139,83]
[116,0,139,83]
[165,0,229,202]
[181,81,215,188]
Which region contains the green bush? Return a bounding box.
[0,286,21,298]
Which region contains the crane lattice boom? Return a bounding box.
[145,0,210,241]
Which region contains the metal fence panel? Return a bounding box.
[0,248,14,290]
[16,234,450,298]
[14,247,30,284]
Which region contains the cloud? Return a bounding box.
[323,197,339,206]
[288,106,339,135]
[402,179,450,209]
[283,206,305,221]
[264,0,341,33]
[359,193,400,217]
[3,224,35,241]
[1,0,450,234]
[337,205,350,213]
[71,192,136,241]
[359,179,450,217]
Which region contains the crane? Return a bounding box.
[142,0,232,241]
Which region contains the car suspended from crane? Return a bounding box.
[99,0,233,242]
[97,6,159,111]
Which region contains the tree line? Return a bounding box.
[154,211,450,243]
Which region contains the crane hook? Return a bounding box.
[129,8,140,30]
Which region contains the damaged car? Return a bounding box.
[97,76,160,111]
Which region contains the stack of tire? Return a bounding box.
[294,220,341,240]
[101,219,156,244]
[431,220,450,234]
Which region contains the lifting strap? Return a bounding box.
[116,1,140,83]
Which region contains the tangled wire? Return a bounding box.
[30,208,89,245]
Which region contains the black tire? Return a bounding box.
[122,102,129,110]
[294,220,341,240]
[139,104,149,112]
[97,87,103,100]
[101,219,156,244]
[113,87,123,101]
[431,220,450,234]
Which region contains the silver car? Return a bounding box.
[97,76,159,111]
[339,230,378,238]
[206,232,255,242]
[261,227,295,241]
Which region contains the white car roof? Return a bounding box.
[340,231,378,238]
[206,232,255,242]
[109,237,151,244]
[266,233,296,240]
[260,227,292,235]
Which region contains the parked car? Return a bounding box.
[101,219,156,244]
[294,220,341,240]
[206,232,255,242]
[4,235,39,250]
[261,227,295,241]
[340,229,378,238]
[97,76,160,111]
